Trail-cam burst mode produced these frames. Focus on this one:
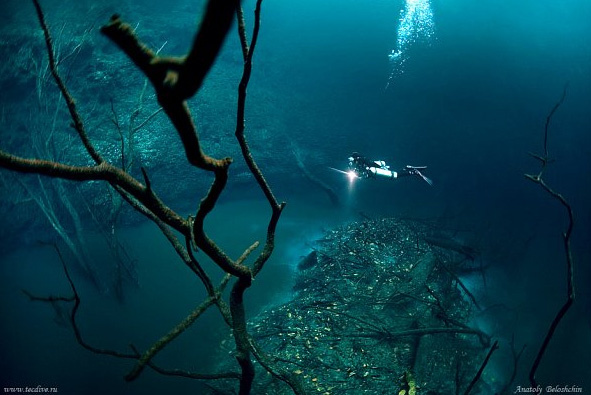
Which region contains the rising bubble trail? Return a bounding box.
[386,0,435,89]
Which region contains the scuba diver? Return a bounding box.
[346,152,433,185]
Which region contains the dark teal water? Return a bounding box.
[1,0,590,393]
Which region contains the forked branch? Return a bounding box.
[1,0,292,393]
[525,86,575,388]
[31,0,103,164]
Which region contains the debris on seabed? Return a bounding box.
[212,218,494,394]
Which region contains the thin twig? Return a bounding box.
[51,244,138,359]
[499,335,526,394]
[125,296,218,381]
[463,340,499,395]
[2,1,290,393]
[31,0,103,164]
[0,153,189,233]
[249,336,307,395]
[525,87,575,388]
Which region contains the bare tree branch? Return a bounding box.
[100,14,233,170]
[249,336,306,395]
[463,340,499,395]
[125,296,218,381]
[499,335,526,394]
[528,84,568,179]
[525,86,575,388]
[2,0,294,393]
[31,0,103,164]
[0,152,189,233]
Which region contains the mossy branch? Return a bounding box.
[0,152,188,233]
[0,0,189,237]
[125,296,218,381]
[2,1,291,393]
[100,8,254,283]
[235,0,283,212]
[236,6,250,61]
[100,14,233,171]
[100,0,238,103]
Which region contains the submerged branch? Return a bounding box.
[31,0,103,164]
[463,340,499,395]
[125,296,218,381]
[0,152,188,233]
[249,336,307,395]
[3,0,291,393]
[525,86,575,388]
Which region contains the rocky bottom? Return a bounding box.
[212,218,495,394]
